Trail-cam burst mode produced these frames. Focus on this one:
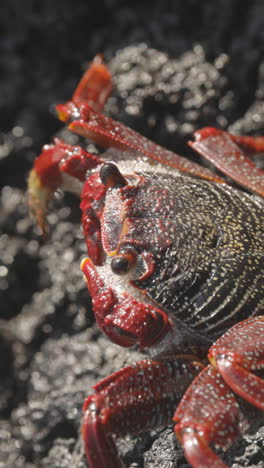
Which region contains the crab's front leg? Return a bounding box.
[28,140,103,236]
[28,55,111,236]
[82,357,203,468]
[174,316,264,468]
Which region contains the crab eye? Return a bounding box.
[111,252,136,275]
[100,163,127,189]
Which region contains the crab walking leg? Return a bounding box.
[53,58,225,183]
[196,126,264,155]
[190,127,264,197]
[209,316,264,410]
[67,104,226,184]
[28,55,111,235]
[174,317,264,468]
[174,366,250,468]
[83,358,203,468]
[56,54,112,120]
[230,134,264,154]
[28,140,103,236]
[81,258,171,348]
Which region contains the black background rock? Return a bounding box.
[0,1,263,467]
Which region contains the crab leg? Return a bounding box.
[209,316,264,410]
[174,316,264,468]
[66,103,225,183]
[28,55,111,236]
[50,56,224,183]
[83,358,203,468]
[56,54,112,120]
[193,127,264,155]
[28,140,103,236]
[174,365,249,468]
[190,127,264,196]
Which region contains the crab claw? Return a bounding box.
[81,257,171,349]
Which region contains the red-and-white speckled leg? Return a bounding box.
[174,365,249,468]
[28,55,111,236]
[190,127,264,197]
[83,358,202,468]
[174,316,264,468]
[28,141,103,236]
[68,105,225,184]
[209,316,264,410]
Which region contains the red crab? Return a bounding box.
[28,55,264,468]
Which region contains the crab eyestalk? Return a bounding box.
[99,162,128,189]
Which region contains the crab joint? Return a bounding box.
[99,163,127,189]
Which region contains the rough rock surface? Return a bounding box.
[0,1,263,467]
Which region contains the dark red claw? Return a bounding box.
[81,258,171,349]
[191,127,264,196]
[28,140,104,237]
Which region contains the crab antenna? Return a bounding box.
[100,162,127,189]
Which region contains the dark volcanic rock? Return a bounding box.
[0,1,263,467]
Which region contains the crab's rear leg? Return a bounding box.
[83,357,203,468]
[191,127,264,196]
[174,316,264,468]
[209,316,264,409]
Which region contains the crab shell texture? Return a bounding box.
[80,151,264,355]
